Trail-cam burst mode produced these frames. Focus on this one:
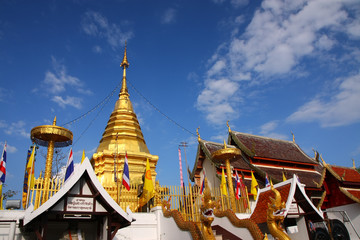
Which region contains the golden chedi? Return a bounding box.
[91,44,158,201]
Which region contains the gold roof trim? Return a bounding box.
[339,187,360,204]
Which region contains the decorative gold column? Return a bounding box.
[31,117,73,204]
[43,140,54,202]
[212,141,242,213]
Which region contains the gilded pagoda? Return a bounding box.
[91,45,158,201]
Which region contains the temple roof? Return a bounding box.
[230,131,316,164]
[24,158,134,226]
[250,177,323,225]
[190,139,252,180]
[325,164,360,183]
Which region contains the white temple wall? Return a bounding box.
[0,210,25,240]
[286,216,310,240]
[326,203,360,239]
[203,159,219,190]
[116,206,192,240]
[211,213,253,239]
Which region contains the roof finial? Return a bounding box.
[196,127,201,142]
[226,120,231,132]
[353,159,356,169]
[53,116,57,126]
[120,41,129,96]
[291,131,295,143]
[223,139,227,149]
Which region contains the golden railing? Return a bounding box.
[27,177,251,223]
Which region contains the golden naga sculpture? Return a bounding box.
[214,205,264,240]
[161,197,203,240]
[267,186,290,240]
[200,178,217,240]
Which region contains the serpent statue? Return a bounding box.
[267,186,290,240]
[214,208,264,240]
[199,179,217,240]
[161,197,203,240]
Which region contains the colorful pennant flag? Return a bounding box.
[22,148,32,209]
[178,148,184,187]
[235,170,241,199]
[251,171,258,200]
[81,149,85,163]
[65,148,74,181]
[27,146,36,189]
[139,159,155,207]
[221,168,228,196]
[122,152,130,191]
[265,173,270,187]
[0,142,7,184]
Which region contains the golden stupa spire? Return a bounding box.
[92,43,159,197]
[120,41,129,96]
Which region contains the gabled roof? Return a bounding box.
[230,131,316,164]
[325,164,360,183]
[190,139,251,180]
[24,157,133,226]
[250,176,324,225]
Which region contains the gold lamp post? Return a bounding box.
[211,141,242,213]
[30,117,73,203]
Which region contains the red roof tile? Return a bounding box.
[250,184,291,224]
[329,165,360,183]
[233,132,315,164]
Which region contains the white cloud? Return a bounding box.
[43,57,86,95]
[196,78,239,125]
[197,0,360,126]
[260,120,278,134]
[92,45,102,54]
[81,11,133,50]
[41,57,91,109]
[287,73,360,127]
[212,0,248,8]
[161,8,176,24]
[52,96,82,109]
[6,144,17,153]
[259,120,289,140]
[1,120,29,138]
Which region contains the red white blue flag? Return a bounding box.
[0,142,7,184]
[65,148,74,181]
[235,170,241,199]
[265,173,270,187]
[122,152,130,191]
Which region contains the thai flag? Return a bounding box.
[65,148,74,181]
[122,153,130,191]
[265,173,270,187]
[235,171,241,199]
[0,142,7,184]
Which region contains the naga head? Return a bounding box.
[200,178,215,227]
[268,185,286,216]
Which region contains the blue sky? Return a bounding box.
[0,0,360,199]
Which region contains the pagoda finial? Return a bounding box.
[223,139,227,149]
[53,116,57,126]
[120,41,129,96]
[196,127,201,142]
[226,120,231,132]
[291,131,295,143]
[353,159,356,169]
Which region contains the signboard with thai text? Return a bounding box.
[67,197,93,212]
